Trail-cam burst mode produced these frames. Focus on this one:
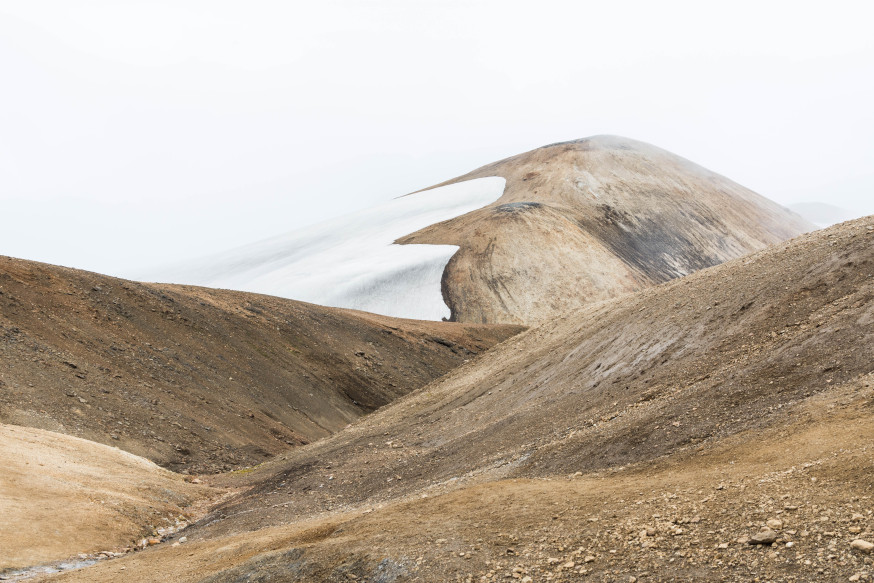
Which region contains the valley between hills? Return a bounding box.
[1,137,872,583]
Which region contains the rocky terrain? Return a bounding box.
[146,177,507,321]
[24,217,872,582]
[0,256,521,474]
[401,135,813,324]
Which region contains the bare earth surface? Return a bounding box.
[31,217,873,582]
[0,257,522,474]
[0,423,218,572]
[400,135,813,324]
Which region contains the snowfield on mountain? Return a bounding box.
[149,136,812,325]
[151,177,506,321]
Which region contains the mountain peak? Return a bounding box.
[149,137,813,325]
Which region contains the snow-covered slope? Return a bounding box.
[153,177,505,320]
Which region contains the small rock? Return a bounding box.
[850,539,874,553]
[767,519,784,530]
[147,537,161,546]
[717,542,729,549]
[852,513,866,522]
[521,577,532,583]
[178,536,187,543]
[562,561,575,568]
[849,574,861,582]
[583,555,595,563]
[749,529,779,545]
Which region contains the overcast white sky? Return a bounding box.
[1,0,872,278]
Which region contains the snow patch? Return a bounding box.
[151,177,505,321]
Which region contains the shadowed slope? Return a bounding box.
[0,256,522,473]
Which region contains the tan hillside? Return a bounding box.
[400,135,813,324]
[41,216,874,583]
[0,256,522,474]
[0,423,218,572]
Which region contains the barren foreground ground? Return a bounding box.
[16,217,872,582]
[32,375,874,582]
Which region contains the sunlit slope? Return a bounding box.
[0,423,216,571]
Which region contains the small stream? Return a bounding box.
[1,558,98,581]
[2,519,191,581]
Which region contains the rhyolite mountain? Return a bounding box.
[152,136,812,325]
[401,135,814,323]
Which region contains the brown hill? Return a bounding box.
[0,256,522,474]
[400,135,813,324]
[47,216,874,583]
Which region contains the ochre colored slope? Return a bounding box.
[0,423,218,571]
